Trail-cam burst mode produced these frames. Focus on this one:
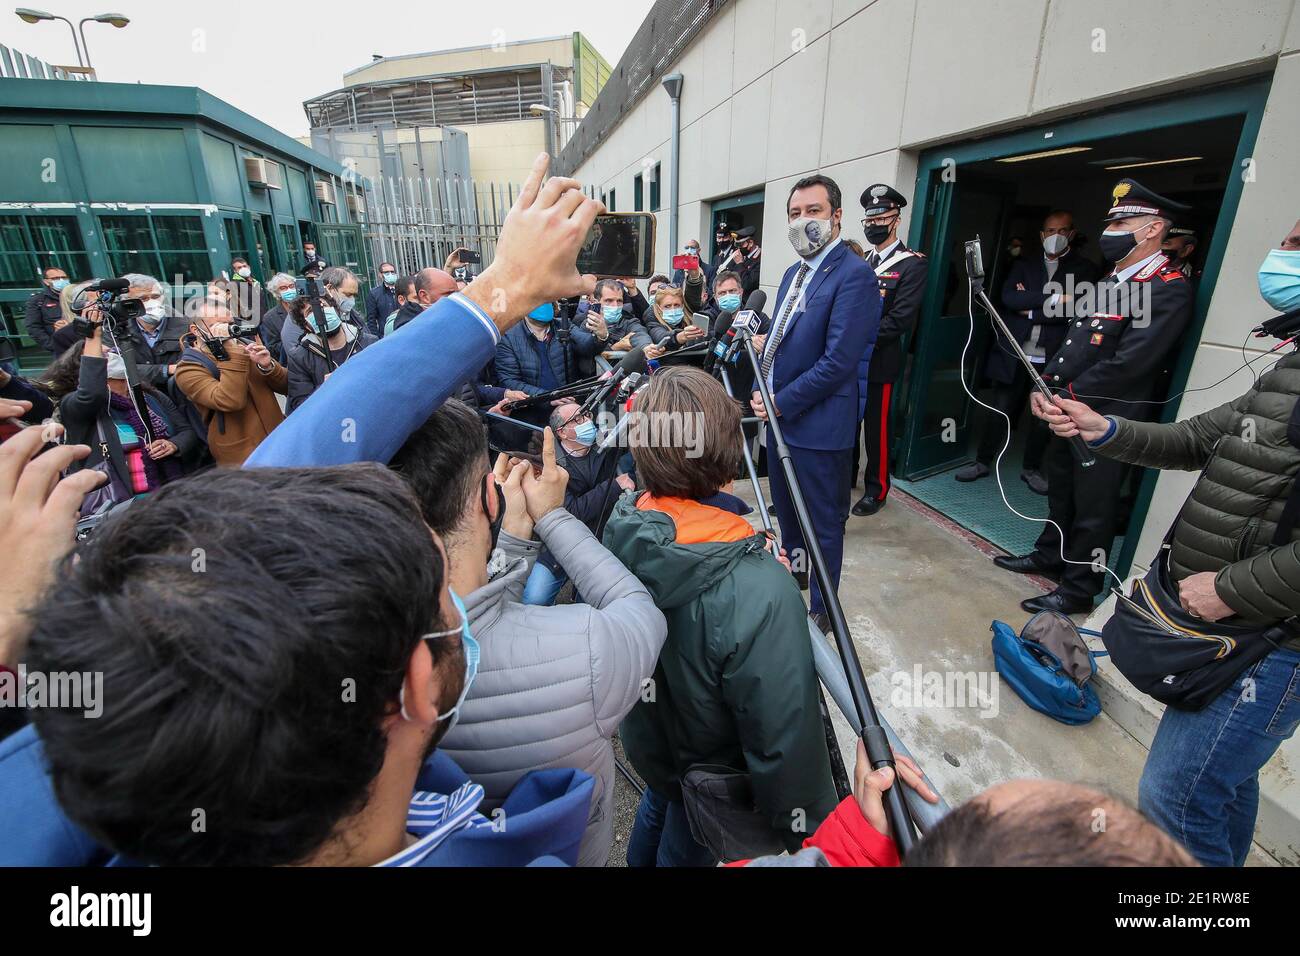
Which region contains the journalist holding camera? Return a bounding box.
[174,300,287,467]
[37,305,195,512]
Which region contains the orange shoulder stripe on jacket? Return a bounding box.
[635,493,756,545]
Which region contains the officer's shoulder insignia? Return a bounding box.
[1158,267,1186,283]
[1112,181,1132,202]
[1134,258,1165,282]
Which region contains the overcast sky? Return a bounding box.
[3,0,655,136]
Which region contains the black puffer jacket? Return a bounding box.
[1098,350,1300,646]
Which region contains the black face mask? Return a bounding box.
[866,223,893,246]
[482,479,506,553]
[1099,226,1140,263]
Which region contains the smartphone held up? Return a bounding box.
[576,213,656,279]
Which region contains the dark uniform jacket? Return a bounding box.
[993,251,1102,385]
[365,283,398,337]
[24,287,63,354]
[1044,253,1192,418]
[866,242,928,384]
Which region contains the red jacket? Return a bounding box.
[730,795,901,867]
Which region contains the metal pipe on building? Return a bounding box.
[661,72,683,266]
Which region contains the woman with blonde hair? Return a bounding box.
[643,284,706,360]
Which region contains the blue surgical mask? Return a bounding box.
[528,302,555,323]
[280,288,299,302]
[335,295,356,316]
[382,271,397,284]
[574,420,598,446]
[1258,248,1300,313]
[718,292,742,312]
[662,307,684,326]
[602,305,623,323]
[50,278,69,292]
[311,306,343,334]
[432,589,478,731]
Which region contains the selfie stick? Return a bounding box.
[739,334,917,853]
[964,237,1094,468]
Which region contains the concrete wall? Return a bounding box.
[462,119,549,185]
[573,0,1300,557]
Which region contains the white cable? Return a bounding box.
[959,280,1126,593]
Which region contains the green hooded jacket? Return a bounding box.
[602,494,839,850]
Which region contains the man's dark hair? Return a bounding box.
[390,398,488,538]
[593,278,625,302]
[232,257,248,268]
[632,366,741,499]
[905,789,1197,867]
[788,174,842,214]
[712,269,742,292]
[395,274,416,299]
[42,265,62,278]
[27,464,449,867]
[379,262,396,272]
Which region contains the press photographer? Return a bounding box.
[174,301,287,466]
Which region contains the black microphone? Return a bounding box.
[578,345,648,418]
[743,288,767,315]
[1255,307,1300,342]
[88,277,130,294]
[704,309,737,374]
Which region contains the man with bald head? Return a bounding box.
[391,268,460,334]
[746,748,1196,867]
[174,301,288,466]
[520,401,635,605]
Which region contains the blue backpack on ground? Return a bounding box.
[991,611,1108,725]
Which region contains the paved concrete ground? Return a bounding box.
[605,479,1155,865]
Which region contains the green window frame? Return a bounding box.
[99,212,211,286]
[0,214,91,290]
[633,174,644,212]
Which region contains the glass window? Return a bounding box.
[100,214,209,285]
[1,215,91,289]
[0,216,37,290]
[28,216,91,281]
[279,223,301,267]
[225,216,250,264]
[634,174,644,212]
[649,164,661,212]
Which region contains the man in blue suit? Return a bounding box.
[751,175,881,631]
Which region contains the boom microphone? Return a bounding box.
[87,278,130,294]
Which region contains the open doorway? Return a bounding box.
[893,81,1269,577]
[708,188,765,268]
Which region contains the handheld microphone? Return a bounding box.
[1255,307,1300,342]
[578,345,648,418]
[616,371,643,402]
[723,309,763,364]
[703,308,737,374]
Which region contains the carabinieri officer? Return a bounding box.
[995,178,1194,615]
[851,183,928,517]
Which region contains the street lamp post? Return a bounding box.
[78,12,130,70]
[661,73,684,267]
[14,8,84,66]
[13,8,130,72]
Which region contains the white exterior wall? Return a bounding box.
[573,0,1300,555]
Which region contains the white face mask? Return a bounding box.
[788,216,835,258]
[1043,233,1070,257]
[236,267,251,279]
[105,350,127,380]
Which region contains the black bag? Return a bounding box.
[650,662,785,862]
[1102,442,1300,711]
[1101,546,1293,711]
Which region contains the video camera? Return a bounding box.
[71,278,145,339]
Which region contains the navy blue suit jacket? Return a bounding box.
[760,242,881,451]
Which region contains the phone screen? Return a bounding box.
[577,213,656,279]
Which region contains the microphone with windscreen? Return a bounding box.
[577,345,648,418]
